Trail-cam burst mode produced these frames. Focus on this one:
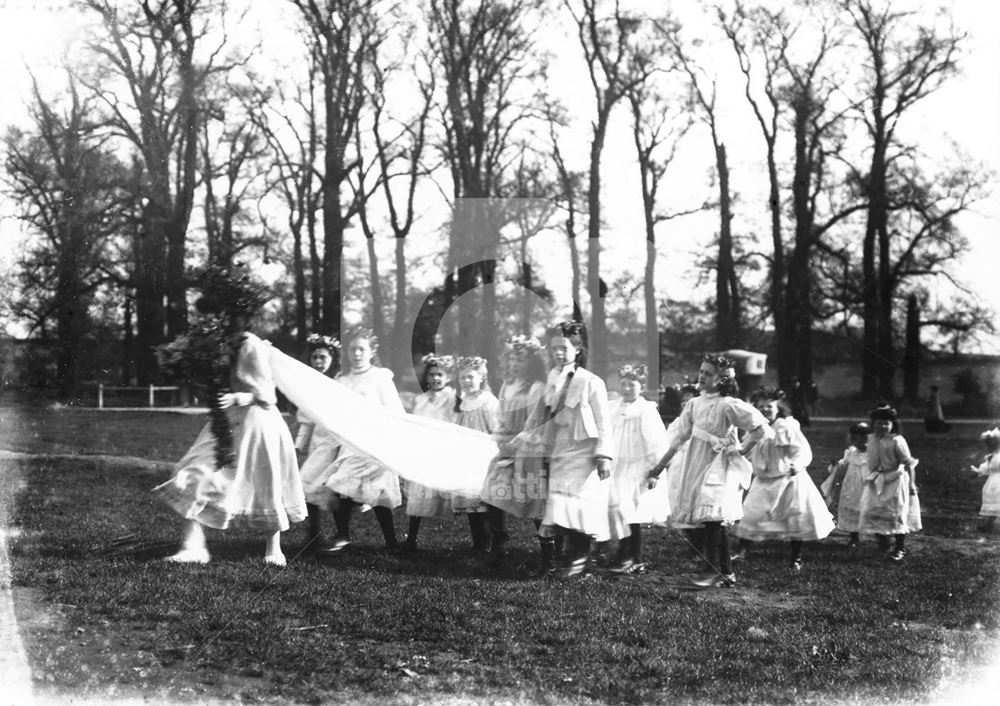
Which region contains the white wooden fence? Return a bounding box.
[97,384,182,408]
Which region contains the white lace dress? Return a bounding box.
[972,453,1000,517]
[312,367,405,509]
[153,333,306,531]
[406,387,458,519]
[451,390,501,513]
[734,416,834,541]
[858,434,922,534]
[607,397,671,539]
[479,379,548,519]
[518,366,614,541]
[667,393,773,527]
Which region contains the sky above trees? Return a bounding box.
[0,0,996,354]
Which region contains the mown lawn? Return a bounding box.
[2,409,999,704]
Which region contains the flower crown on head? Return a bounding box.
[869,403,898,421]
[555,320,586,339]
[981,427,1000,442]
[346,326,378,350]
[618,364,647,382]
[306,333,340,350]
[505,334,543,355]
[703,353,736,379]
[457,355,487,371]
[421,353,455,371]
[750,386,785,403]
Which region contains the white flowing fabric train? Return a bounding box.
[268,347,498,497]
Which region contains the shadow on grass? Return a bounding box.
[5,419,1000,704]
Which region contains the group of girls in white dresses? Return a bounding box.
[820,405,923,562]
[155,298,957,583]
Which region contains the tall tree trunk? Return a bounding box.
[308,204,321,331]
[587,114,610,378]
[135,204,168,384]
[902,292,920,403]
[764,139,787,384]
[365,233,385,343]
[783,96,812,389]
[715,142,738,350]
[122,289,134,386]
[644,230,659,398]
[321,191,344,339]
[480,255,498,385]
[293,223,307,347]
[877,217,895,399]
[521,242,532,336]
[392,235,408,374]
[862,139,887,399]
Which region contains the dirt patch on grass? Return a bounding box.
[12,585,281,705]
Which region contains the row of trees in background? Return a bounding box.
[2,0,993,401]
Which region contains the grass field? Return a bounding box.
[2,407,999,704]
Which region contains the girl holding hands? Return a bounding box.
[480,335,549,568]
[858,405,921,561]
[402,354,459,552]
[647,354,772,588]
[518,321,614,579]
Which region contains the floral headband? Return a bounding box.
[703,353,736,379]
[306,333,340,350]
[869,404,898,421]
[457,355,488,371]
[346,326,378,350]
[554,320,586,338]
[421,353,455,371]
[506,334,543,355]
[618,364,647,382]
[750,386,784,403]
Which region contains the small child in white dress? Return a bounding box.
[858,404,921,562]
[821,422,870,548]
[970,427,1000,533]
[648,354,773,588]
[307,329,404,553]
[294,334,342,555]
[452,356,501,553]
[734,388,834,571]
[403,354,458,551]
[480,336,549,568]
[607,364,670,575]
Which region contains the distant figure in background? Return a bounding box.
[789,377,811,428]
[923,385,951,433]
[807,380,819,416]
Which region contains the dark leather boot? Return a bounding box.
[535,537,555,576]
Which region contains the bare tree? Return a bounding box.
[661,21,740,350]
[844,0,964,398]
[564,0,659,377]
[354,39,436,374]
[78,0,236,381]
[544,100,585,315]
[427,0,544,373]
[718,0,788,378]
[290,0,385,339]
[200,102,268,266]
[4,74,128,398]
[241,46,324,345]
[626,57,697,392]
